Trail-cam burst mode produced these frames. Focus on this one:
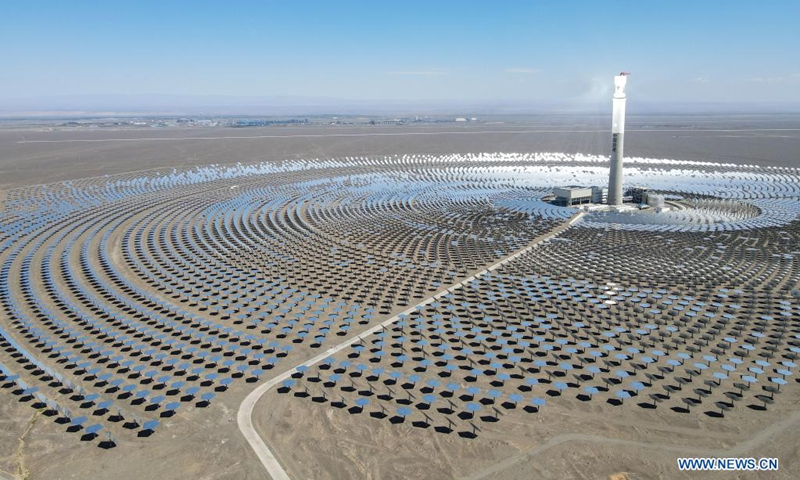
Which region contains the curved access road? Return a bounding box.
[237,202,800,479]
[237,211,585,479]
[238,207,796,479]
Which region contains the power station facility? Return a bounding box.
[552,72,647,210]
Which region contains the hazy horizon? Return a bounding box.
[3,93,800,119]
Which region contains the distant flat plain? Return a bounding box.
[1,113,798,189]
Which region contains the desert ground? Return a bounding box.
[1,116,799,480]
[1,114,799,189]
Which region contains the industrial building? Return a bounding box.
[627,186,650,204]
[550,182,666,211]
[553,186,593,206]
[592,186,608,204]
[553,185,608,207]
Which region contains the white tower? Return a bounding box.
[607,72,628,205]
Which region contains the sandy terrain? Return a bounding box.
[256,381,800,480]
[0,118,798,480]
[1,116,799,189]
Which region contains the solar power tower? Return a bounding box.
[607,72,629,205]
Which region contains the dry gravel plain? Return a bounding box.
[1,117,799,480]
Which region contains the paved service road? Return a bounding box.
[237,212,585,479]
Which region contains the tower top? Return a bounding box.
[613,75,627,99]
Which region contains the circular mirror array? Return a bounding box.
[1,153,798,446]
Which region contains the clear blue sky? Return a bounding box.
[2,1,799,107]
